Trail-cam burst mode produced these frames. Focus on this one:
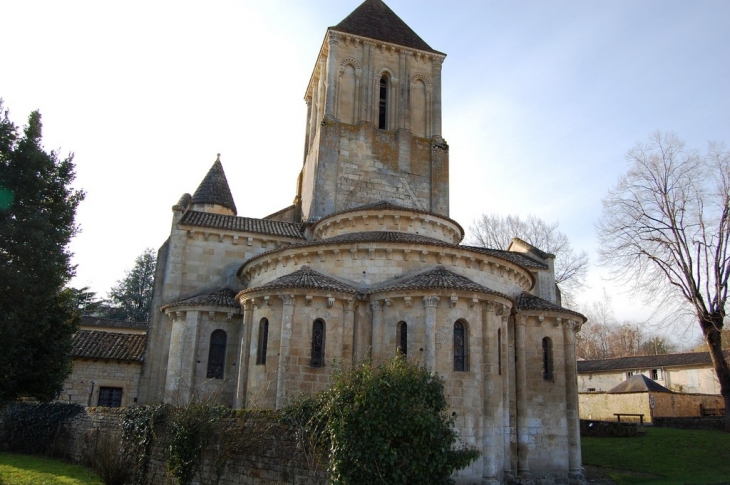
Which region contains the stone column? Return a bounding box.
[515,316,532,481]
[235,300,253,409]
[423,296,440,371]
[564,320,584,483]
[370,300,384,364]
[481,302,500,485]
[398,49,408,129]
[431,57,443,137]
[324,33,339,120]
[303,98,313,161]
[501,315,512,480]
[343,300,356,365]
[164,310,200,405]
[276,294,295,409]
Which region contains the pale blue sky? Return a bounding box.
[2,1,728,340]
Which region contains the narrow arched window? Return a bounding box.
[454,321,468,372]
[206,330,227,379]
[543,337,553,381]
[256,318,269,365]
[311,319,325,367]
[397,321,407,356]
[497,328,502,376]
[378,75,389,129]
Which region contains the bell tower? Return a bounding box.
[296,0,449,222]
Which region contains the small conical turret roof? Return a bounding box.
[331,0,442,55]
[191,154,237,215]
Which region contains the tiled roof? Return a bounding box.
[71,330,146,362]
[161,288,240,311]
[239,266,360,296]
[191,158,237,214]
[606,375,672,394]
[460,245,549,270]
[179,211,305,239]
[516,292,585,320]
[371,267,510,299]
[332,0,442,55]
[577,349,730,373]
[81,316,147,330]
[315,200,464,237]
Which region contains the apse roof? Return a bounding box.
[71,330,146,362]
[161,287,240,311]
[516,292,586,320]
[371,266,510,299]
[239,266,361,296]
[331,0,442,55]
[606,375,672,394]
[179,211,305,239]
[191,157,238,214]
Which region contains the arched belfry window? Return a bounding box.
[454,321,468,372]
[378,75,389,130]
[397,321,408,356]
[206,330,227,379]
[311,319,326,367]
[543,337,554,381]
[256,318,269,365]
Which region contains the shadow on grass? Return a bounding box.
[0,452,102,485]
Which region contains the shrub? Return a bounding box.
[0,401,83,455]
[282,356,480,485]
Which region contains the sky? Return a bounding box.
[2,0,729,345]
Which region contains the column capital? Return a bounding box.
[423,295,440,308]
[279,294,295,306]
[370,300,383,311]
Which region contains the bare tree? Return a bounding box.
[468,214,589,306]
[598,132,730,431]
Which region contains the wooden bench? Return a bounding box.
[614,413,644,426]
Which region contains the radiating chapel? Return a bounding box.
[139,1,587,483]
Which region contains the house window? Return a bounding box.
[651,368,661,380]
[257,318,269,365]
[311,319,325,367]
[626,371,633,380]
[397,321,407,356]
[454,320,468,372]
[98,387,123,407]
[542,337,553,381]
[378,75,389,129]
[497,328,502,375]
[206,329,227,379]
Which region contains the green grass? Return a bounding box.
[0,453,103,485]
[582,427,730,484]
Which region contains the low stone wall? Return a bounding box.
[57,407,326,485]
[579,419,639,438]
[653,416,726,431]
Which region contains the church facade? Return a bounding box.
[138,1,586,483]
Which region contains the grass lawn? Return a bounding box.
[0,453,102,485]
[582,427,730,485]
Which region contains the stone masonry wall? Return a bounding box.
[62,359,142,408]
[59,407,325,485]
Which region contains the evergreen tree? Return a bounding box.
[0,101,85,401]
[107,248,156,322]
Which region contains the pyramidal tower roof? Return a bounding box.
[331,0,441,55]
[191,154,237,215]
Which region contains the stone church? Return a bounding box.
[138,1,587,483]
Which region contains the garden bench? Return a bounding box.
[614,413,644,426]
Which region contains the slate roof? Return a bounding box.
[71,330,146,362]
[331,0,442,55]
[324,231,445,245]
[371,267,510,299]
[606,375,672,394]
[239,266,360,296]
[161,288,240,311]
[191,158,238,214]
[577,349,730,373]
[81,316,147,330]
[316,200,464,237]
[460,245,549,270]
[179,211,305,239]
[516,292,586,320]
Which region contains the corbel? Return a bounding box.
[368,248,375,260]
[334,249,341,261]
[420,250,429,262]
[449,296,458,308]
[327,296,335,308]
[318,250,326,262]
[350,248,358,260]
[305,295,313,306]
[384,298,392,307]
[246,237,253,246]
[386,248,393,260]
[404,296,412,308]
[208,311,216,320]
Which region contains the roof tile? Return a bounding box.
[577,349,730,373]
[179,210,305,239]
[81,316,147,330]
[71,330,146,362]
[240,266,360,296]
[191,158,237,214]
[371,266,510,299]
[161,287,240,311]
[516,292,586,320]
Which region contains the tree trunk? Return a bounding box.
[701,316,730,432]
